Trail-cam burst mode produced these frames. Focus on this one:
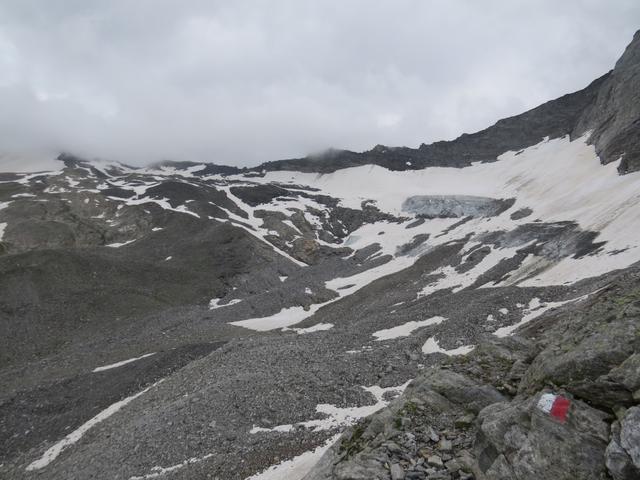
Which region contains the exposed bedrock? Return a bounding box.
[305,266,640,480]
[575,30,640,173]
[402,195,515,219]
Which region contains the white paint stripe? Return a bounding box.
[537,393,557,413]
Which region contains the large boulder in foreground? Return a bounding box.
[304,267,640,480]
[476,391,610,479]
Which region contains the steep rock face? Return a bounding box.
[575,30,640,173]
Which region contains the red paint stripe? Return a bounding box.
[549,396,570,422]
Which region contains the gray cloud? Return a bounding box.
[0,0,638,168]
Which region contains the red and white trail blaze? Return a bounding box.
[537,393,571,423]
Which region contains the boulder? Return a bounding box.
[606,419,640,480]
[619,406,640,470]
[475,391,610,480]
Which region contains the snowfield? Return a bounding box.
[229,135,640,287]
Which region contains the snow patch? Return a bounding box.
[209,298,242,310]
[92,353,156,372]
[372,316,446,341]
[244,434,341,480]
[422,338,475,356]
[250,381,411,434]
[106,239,137,248]
[27,380,164,471]
[230,304,324,331]
[493,291,596,337]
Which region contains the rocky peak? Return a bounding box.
[575,29,640,173]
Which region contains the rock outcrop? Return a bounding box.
[304,267,640,480]
[575,30,640,173]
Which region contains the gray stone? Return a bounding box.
[476,391,610,479]
[620,406,640,469]
[606,421,640,480]
[390,463,405,480]
[437,439,452,452]
[454,413,475,429]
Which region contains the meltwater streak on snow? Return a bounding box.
[26,380,164,471]
[238,136,640,287]
[422,338,475,356]
[92,352,156,372]
[244,434,341,480]
[372,316,446,341]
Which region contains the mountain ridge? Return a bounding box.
[0,29,639,480]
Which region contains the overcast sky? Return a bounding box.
[0,1,638,169]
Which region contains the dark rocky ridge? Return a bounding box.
[256,73,608,174]
[48,30,640,178]
[258,30,639,175]
[575,30,640,173]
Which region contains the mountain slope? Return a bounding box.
[0,30,638,480]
